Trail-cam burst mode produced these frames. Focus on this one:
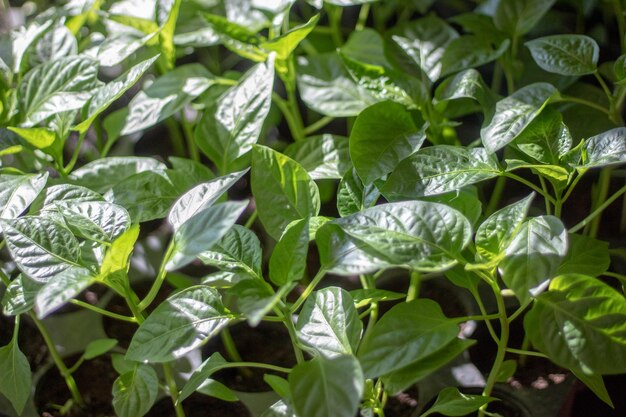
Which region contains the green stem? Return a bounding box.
[304,116,334,136]
[290,268,326,312]
[272,93,304,142]
[138,242,174,311]
[478,281,510,417]
[562,170,585,203]
[360,274,379,348]
[163,363,185,417]
[70,299,137,323]
[451,313,500,324]
[281,306,305,364]
[181,115,199,162]
[560,96,611,115]
[594,71,614,106]
[507,347,548,359]
[472,289,500,346]
[165,118,186,157]
[63,130,87,174]
[221,327,253,378]
[572,182,626,234]
[326,5,343,47]
[539,176,552,215]
[356,3,370,31]
[244,210,258,229]
[507,298,533,324]
[485,176,507,216]
[219,362,292,374]
[503,172,557,204]
[586,168,613,237]
[30,312,84,406]
[615,0,626,52]
[406,270,420,302]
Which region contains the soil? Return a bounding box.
[203,321,297,392]
[557,374,626,417]
[35,354,118,417]
[0,314,48,371]
[383,385,420,417]
[145,393,251,417]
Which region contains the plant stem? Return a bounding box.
[451,313,500,323]
[165,118,186,157]
[30,312,84,406]
[139,242,174,311]
[356,4,370,31]
[163,363,185,417]
[506,347,548,359]
[538,176,552,215]
[272,93,304,142]
[326,5,343,47]
[181,114,199,162]
[471,288,500,345]
[617,0,626,52]
[560,96,611,115]
[219,362,292,374]
[221,327,253,377]
[244,209,258,229]
[70,299,137,323]
[571,182,626,234]
[360,275,379,348]
[406,270,420,302]
[281,306,305,364]
[485,176,507,216]
[290,268,326,312]
[478,281,510,417]
[304,116,334,135]
[586,168,613,237]
[63,130,87,175]
[503,172,556,204]
[562,170,585,203]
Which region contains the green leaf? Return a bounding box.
[386,14,458,82]
[99,224,139,294]
[167,201,248,271]
[440,36,509,78]
[481,83,559,153]
[111,63,213,136]
[71,156,167,193]
[434,69,495,116]
[0,172,48,219]
[261,15,319,60]
[35,267,96,318]
[349,101,425,185]
[126,285,233,363]
[228,279,282,326]
[251,145,320,240]
[284,134,350,180]
[572,371,613,407]
[512,107,572,165]
[475,194,534,261]
[289,355,364,417]
[421,387,496,417]
[10,19,53,74]
[201,13,267,62]
[269,218,310,286]
[8,127,60,160]
[382,146,499,198]
[179,352,228,403]
[75,55,158,133]
[112,364,159,417]
[83,338,118,360]
[296,53,377,117]
[195,58,274,173]
[0,216,81,282]
[196,379,238,402]
[0,339,31,415]
[168,170,247,231]
[199,225,262,278]
[32,24,77,65]
[350,289,405,308]
[341,28,391,68]
[2,275,42,316]
[296,287,362,358]
[56,201,131,243]
[323,201,472,272]
[84,33,158,67]
[499,216,568,303]
[357,299,459,378]
[381,339,475,395]
[494,0,556,36]
[580,127,626,168]
[32,184,103,213]
[336,168,379,217]
[157,0,182,71]
[557,234,610,277]
[525,274,626,375]
[166,156,215,190]
[110,171,178,223]
[419,187,483,228]
[526,35,599,76]
[18,56,101,126]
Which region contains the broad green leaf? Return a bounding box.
[0,339,31,415]
[112,364,159,417]
[0,216,81,282]
[615,54,626,83]
[481,83,559,153]
[475,194,534,261]
[381,339,475,395]
[296,287,362,358]
[494,0,556,36]
[114,64,214,136]
[580,127,626,168]
[199,225,262,278]
[157,0,182,71]
[71,156,167,193]
[499,216,568,303]
[349,101,426,185]
[35,267,96,318]
[196,379,238,402]
[126,285,233,362]
[178,352,228,402]
[251,145,320,240]
[0,172,48,219]
[296,53,377,117]
[557,233,610,277]
[228,279,282,326]
[434,69,495,115]
[195,58,274,173]
[421,387,496,417]
[572,371,613,407]
[419,187,483,228]
[449,13,507,44]
[357,299,459,377]
[167,200,247,271]
[336,168,379,217]
[261,15,319,60]
[75,55,158,133]
[168,170,247,231]
[386,15,458,82]
[440,36,509,78]
[289,355,363,417]
[56,201,130,242]
[325,0,377,5]
[284,134,350,180]
[341,28,390,67]
[1,275,42,316]
[99,224,139,293]
[201,13,267,62]
[382,146,499,198]
[110,171,178,223]
[84,33,158,67]
[83,338,118,360]
[526,35,599,76]
[11,19,54,73]
[269,218,310,286]
[8,127,60,160]
[167,156,215,189]
[513,107,572,165]
[350,289,405,308]
[525,274,626,375]
[323,201,472,272]
[32,24,77,65]
[18,56,101,126]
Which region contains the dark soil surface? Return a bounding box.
[145,394,251,417]
[35,354,117,417]
[203,321,297,392]
[557,374,626,417]
[383,385,419,417]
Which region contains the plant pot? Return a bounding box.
[145,393,252,417]
[556,374,626,417]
